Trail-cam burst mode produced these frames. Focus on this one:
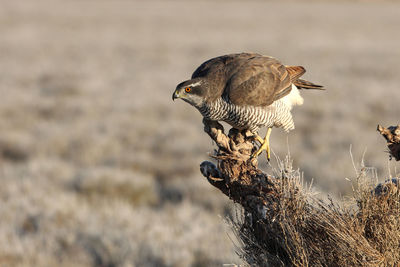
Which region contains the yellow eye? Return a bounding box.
[185,87,191,93]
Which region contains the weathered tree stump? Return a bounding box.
[200,119,281,221]
[199,119,400,267]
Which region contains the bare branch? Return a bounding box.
[377,124,400,161]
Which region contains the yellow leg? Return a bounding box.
[251,128,272,160]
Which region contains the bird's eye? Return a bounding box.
[185,87,191,93]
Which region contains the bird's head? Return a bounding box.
[172,78,207,107]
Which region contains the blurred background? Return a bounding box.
[0,1,399,266]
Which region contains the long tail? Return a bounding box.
[294,79,324,90]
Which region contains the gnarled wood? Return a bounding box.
[199,121,399,266]
[377,124,400,161]
[200,119,280,216]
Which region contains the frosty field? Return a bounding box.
[0,1,399,266]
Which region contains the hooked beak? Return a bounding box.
[172,90,180,101]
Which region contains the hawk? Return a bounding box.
[173,53,324,160]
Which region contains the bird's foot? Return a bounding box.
[251,139,270,161]
[253,134,264,144]
[251,128,272,161]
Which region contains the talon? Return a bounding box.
[251,128,272,160]
[254,134,264,144]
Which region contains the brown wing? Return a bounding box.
[191,53,260,79]
[191,53,263,103]
[226,55,293,106]
[286,65,306,81]
[286,65,324,90]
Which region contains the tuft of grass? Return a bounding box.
[228,157,400,267]
[357,174,400,266]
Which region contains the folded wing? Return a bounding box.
[226,55,296,106]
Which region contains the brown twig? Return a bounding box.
[377,124,400,161]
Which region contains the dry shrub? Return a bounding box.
[200,120,400,267]
[357,174,400,266]
[230,162,400,266]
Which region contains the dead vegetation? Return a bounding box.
[201,120,400,266]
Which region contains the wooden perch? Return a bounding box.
[377,124,400,161]
[200,119,282,220]
[199,120,400,266]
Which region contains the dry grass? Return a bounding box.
[228,158,400,266]
[200,120,400,266]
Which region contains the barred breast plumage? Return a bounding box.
[198,84,302,133]
[173,53,324,159]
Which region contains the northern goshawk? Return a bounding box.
[173,53,324,160]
